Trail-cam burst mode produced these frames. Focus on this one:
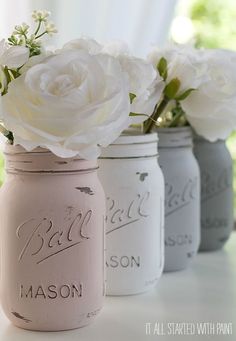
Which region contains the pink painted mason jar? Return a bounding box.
[0,145,105,331]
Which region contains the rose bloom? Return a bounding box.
[64,38,164,122]
[63,37,102,55]
[1,49,130,159]
[0,39,29,93]
[148,43,207,96]
[102,41,164,122]
[0,39,29,68]
[182,48,236,141]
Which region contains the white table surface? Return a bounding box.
[0,233,236,341]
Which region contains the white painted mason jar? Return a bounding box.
[194,136,234,251]
[157,127,201,272]
[98,131,164,295]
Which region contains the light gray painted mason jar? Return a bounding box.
[193,136,234,251]
[158,127,201,272]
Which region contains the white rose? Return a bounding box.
[118,55,163,118]
[1,49,131,159]
[20,49,53,74]
[182,49,236,141]
[102,42,164,122]
[148,44,207,96]
[0,39,29,68]
[102,40,130,57]
[63,37,102,54]
[0,39,29,93]
[63,38,164,122]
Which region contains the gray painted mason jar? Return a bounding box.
[157,127,201,272]
[194,136,234,251]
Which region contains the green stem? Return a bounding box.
[143,96,170,134]
[34,20,42,36]
[1,67,11,95]
[4,67,11,84]
[0,124,13,143]
[16,64,24,73]
[168,111,184,127]
[35,31,47,40]
[22,32,27,41]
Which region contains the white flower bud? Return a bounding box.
[13,23,30,36]
[45,22,58,36]
[32,10,51,22]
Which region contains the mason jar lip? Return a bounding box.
[157,126,193,148]
[3,144,98,174]
[111,129,158,145]
[155,126,192,134]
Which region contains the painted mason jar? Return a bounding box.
[194,136,234,251]
[0,145,105,331]
[158,127,200,272]
[98,131,164,296]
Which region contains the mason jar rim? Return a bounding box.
[157,126,193,148]
[111,129,158,146]
[4,144,98,175]
[155,126,192,134]
[100,130,158,159]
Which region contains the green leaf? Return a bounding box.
[164,78,181,99]
[8,35,17,46]
[129,93,137,104]
[130,112,158,125]
[4,131,14,143]
[157,57,168,81]
[175,88,196,101]
[129,112,148,117]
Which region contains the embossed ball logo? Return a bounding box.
[16,207,92,265]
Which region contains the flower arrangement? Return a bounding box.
[0,8,235,333]
[1,10,236,160]
[143,44,236,140]
[0,11,57,140]
[0,11,163,159]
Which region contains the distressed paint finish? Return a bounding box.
[99,131,164,295]
[158,127,201,272]
[194,137,234,251]
[0,145,105,331]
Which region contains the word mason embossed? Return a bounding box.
[20,283,83,299]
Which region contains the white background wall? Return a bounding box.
[0,0,177,56]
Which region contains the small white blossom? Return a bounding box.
[45,22,58,36]
[32,10,50,22]
[13,23,30,36]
